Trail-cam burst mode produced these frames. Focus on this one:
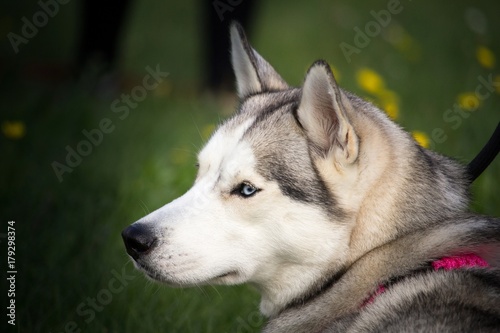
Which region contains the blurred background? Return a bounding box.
[1,0,499,332]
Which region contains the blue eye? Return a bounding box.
[238,183,258,197]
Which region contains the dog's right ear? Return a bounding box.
[230,22,288,98]
[297,60,359,165]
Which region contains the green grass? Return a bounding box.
[1,1,500,332]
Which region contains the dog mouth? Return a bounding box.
[135,261,241,285]
[135,262,167,282]
[206,270,243,285]
[214,270,239,279]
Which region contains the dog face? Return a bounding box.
[122,89,350,288]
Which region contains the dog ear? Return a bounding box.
[230,22,288,98]
[297,60,359,164]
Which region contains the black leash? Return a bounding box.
[467,121,500,182]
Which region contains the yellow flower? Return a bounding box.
[383,101,399,120]
[356,68,385,94]
[2,120,25,140]
[379,90,400,120]
[356,69,400,120]
[457,92,480,111]
[476,46,495,69]
[412,131,430,148]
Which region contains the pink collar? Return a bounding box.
[362,253,489,307]
[431,253,488,270]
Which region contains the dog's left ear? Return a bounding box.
[297,60,359,165]
[230,22,288,98]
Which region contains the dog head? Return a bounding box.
[122,23,468,316]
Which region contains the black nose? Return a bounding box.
[121,224,158,260]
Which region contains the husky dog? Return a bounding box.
[122,23,500,332]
